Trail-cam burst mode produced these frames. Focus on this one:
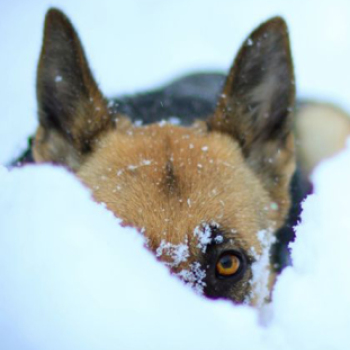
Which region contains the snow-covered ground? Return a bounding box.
[1,143,350,350]
[1,0,350,349]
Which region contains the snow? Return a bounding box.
[54,75,63,83]
[0,164,262,350]
[269,143,350,350]
[1,0,350,349]
[176,262,207,295]
[1,138,350,350]
[155,239,190,267]
[249,229,276,307]
[193,222,215,253]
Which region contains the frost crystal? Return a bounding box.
[125,160,152,172]
[248,229,276,307]
[176,262,206,294]
[168,117,181,125]
[156,240,189,267]
[246,38,254,46]
[214,235,223,244]
[55,75,63,82]
[134,120,143,127]
[193,222,212,253]
[128,165,138,171]
[270,202,279,211]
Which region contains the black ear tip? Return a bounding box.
[46,8,67,20]
[45,8,72,28]
[43,8,75,39]
[245,16,290,47]
[259,16,289,34]
[267,16,287,26]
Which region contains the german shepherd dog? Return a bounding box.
[15,9,350,306]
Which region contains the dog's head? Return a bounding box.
[33,9,295,305]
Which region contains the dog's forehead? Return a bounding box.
[78,123,276,256]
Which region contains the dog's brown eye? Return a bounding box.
[216,253,241,277]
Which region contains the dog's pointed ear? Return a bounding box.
[208,17,296,219]
[34,8,112,170]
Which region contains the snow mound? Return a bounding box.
[0,165,261,350]
[270,142,350,350]
[1,142,350,349]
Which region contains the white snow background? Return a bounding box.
[1,0,350,349]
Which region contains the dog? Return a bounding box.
[16,8,350,306]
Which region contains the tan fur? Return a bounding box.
[32,9,299,306]
[78,123,280,253]
[77,122,283,303]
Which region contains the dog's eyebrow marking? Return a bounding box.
[164,160,179,196]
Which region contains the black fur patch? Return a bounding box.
[114,73,224,125]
